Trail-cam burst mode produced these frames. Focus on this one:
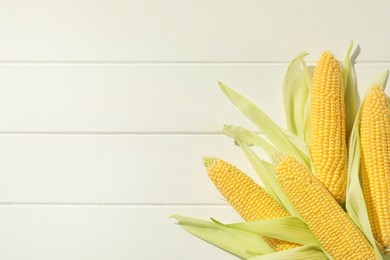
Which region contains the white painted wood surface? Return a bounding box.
[0,0,390,62]
[0,206,241,260]
[1,0,390,259]
[0,134,260,204]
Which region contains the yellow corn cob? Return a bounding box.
[274,156,375,259]
[360,85,390,254]
[203,157,298,251]
[309,51,347,203]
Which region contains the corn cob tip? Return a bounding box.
[271,153,287,166]
[370,83,384,91]
[321,50,334,58]
[203,156,299,251]
[202,156,216,168]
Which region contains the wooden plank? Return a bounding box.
[0,64,285,132]
[0,205,242,260]
[0,134,264,204]
[0,63,388,132]
[0,0,389,61]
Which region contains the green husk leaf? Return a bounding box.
[219,81,310,168]
[222,216,319,246]
[223,125,282,162]
[345,109,365,229]
[283,52,311,144]
[282,129,311,159]
[247,245,328,260]
[342,40,360,142]
[345,71,389,259]
[171,215,274,259]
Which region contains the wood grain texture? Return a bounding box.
[0,64,387,132]
[0,134,264,204]
[0,0,389,61]
[0,206,241,260]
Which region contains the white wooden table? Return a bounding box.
[0,1,389,259]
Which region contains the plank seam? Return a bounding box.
[0,131,260,136]
[0,61,389,65]
[0,61,289,65]
[0,132,225,136]
[0,203,230,207]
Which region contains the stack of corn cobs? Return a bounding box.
[172,43,390,260]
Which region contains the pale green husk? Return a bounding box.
[171,214,274,259]
[223,125,281,161]
[247,245,327,260]
[282,52,311,144]
[218,81,310,169]
[342,41,360,142]
[171,214,325,259]
[223,216,319,246]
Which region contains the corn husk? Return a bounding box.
[171,214,274,258]
[247,245,327,260]
[282,52,311,144]
[219,81,310,169]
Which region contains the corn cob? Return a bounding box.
[274,156,375,260]
[309,51,347,203]
[204,157,299,251]
[360,85,390,254]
